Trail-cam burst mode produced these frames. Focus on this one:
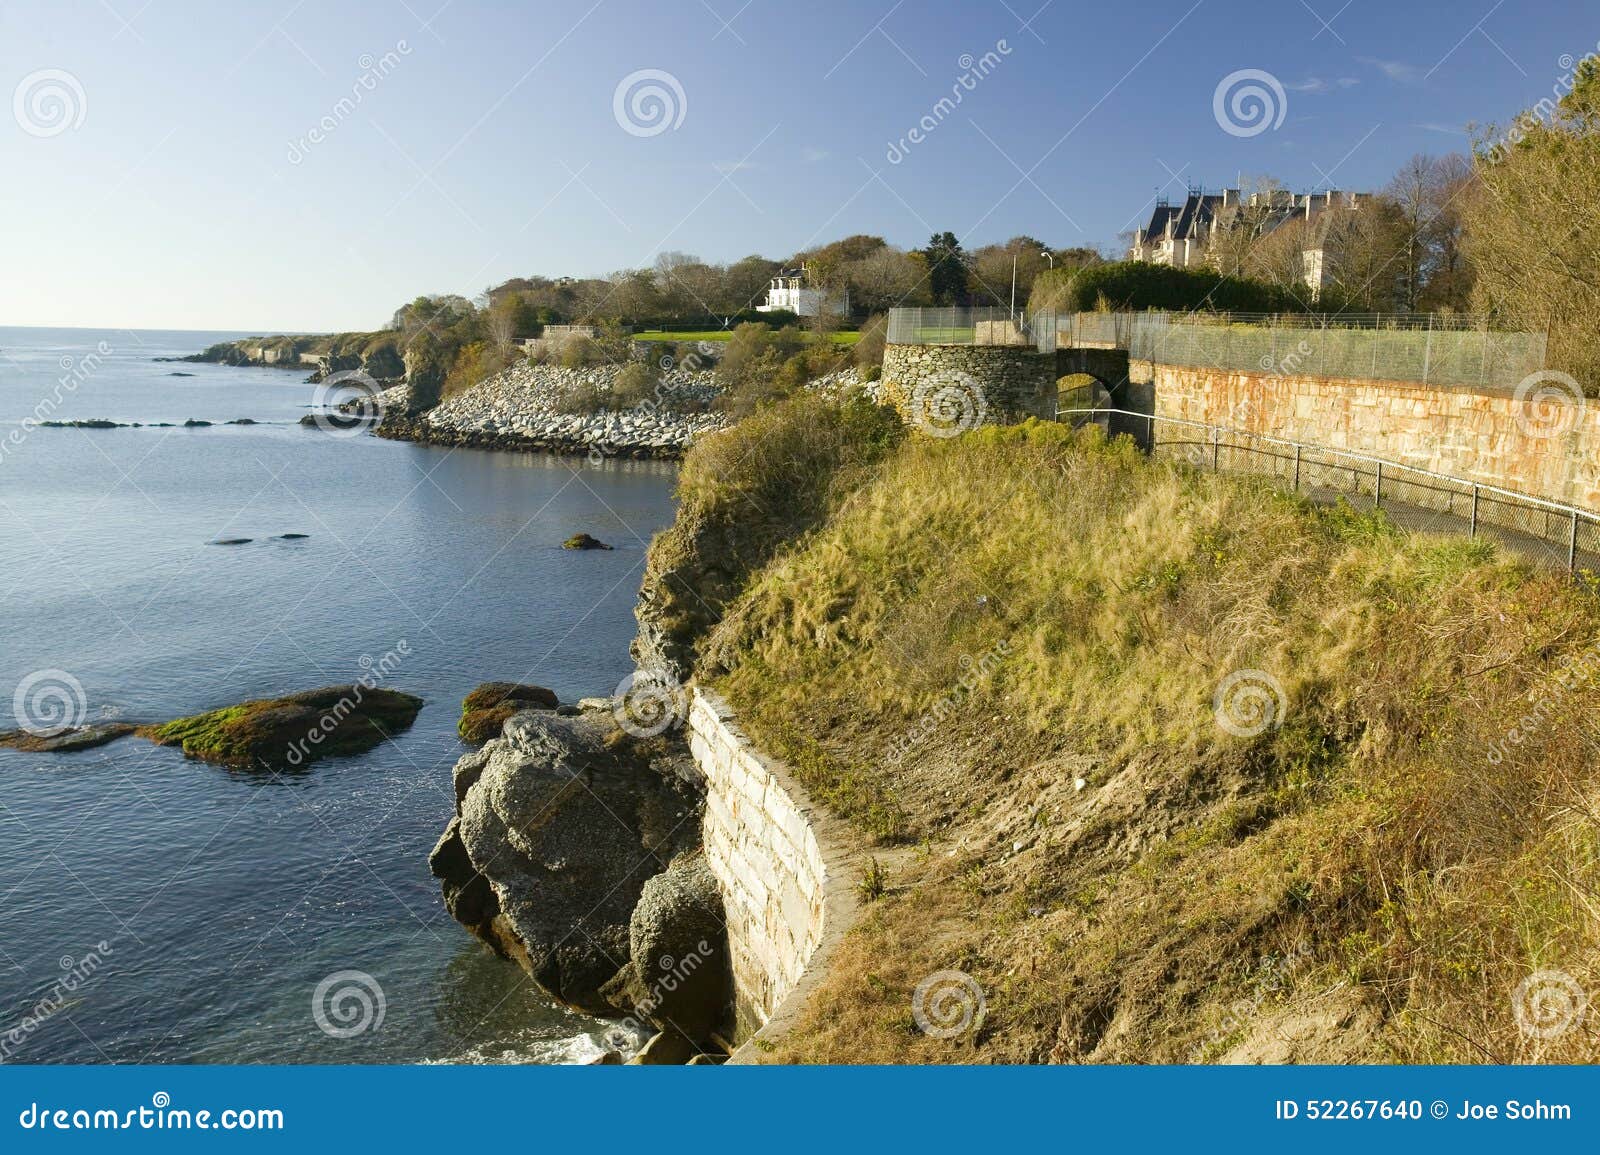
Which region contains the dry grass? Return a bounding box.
[691,420,1599,1063]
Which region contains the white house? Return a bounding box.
[758,268,849,318]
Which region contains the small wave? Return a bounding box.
[422,1029,611,1066]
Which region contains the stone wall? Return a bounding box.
[1150,361,1600,513]
[881,343,1057,426]
[686,689,858,1058]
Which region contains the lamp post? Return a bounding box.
[1041,249,1054,268]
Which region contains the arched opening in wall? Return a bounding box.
[1057,372,1112,428]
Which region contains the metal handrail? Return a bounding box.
[1057,407,1600,572]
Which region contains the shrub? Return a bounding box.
[552,376,606,414]
[853,314,887,370]
[714,322,849,417]
[558,335,601,368]
[441,341,512,399]
[610,360,660,409]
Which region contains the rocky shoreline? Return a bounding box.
[376,360,728,462]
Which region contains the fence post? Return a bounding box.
[1570,512,1580,574]
[1470,485,1479,538]
[1375,461,1383,511]
[1212,427,1220,472]
[1293,444,1301,493]
[1422,314,1433,385]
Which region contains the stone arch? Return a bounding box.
[1057,371,1114,420]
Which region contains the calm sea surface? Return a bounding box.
[0,327,679,1063]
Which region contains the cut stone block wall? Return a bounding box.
[1149,362,1600,513]
[686,689,858,1058]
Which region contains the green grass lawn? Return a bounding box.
[634,329,860,346]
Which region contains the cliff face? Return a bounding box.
[629,394,905,682]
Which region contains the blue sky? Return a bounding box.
[1,0,1592,331]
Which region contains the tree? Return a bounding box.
[845,246,927,313]
[485,294,518,352]
[1416,154,1476,311]
[1466,59,1600,387]
[722,254,782,314]
[1206,176,1290,277]
[922,231,969,305]
[969,236,1053,310]
[1319,197,1410,310]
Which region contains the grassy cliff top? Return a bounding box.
[672,407,1599,1064]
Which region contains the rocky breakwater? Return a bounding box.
[378,360,726,461]
[429,699,735,1061]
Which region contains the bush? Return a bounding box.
[552,376,606,414]
[853,314,887,370]
[610,360,659,409]
[558,335,601,368]
[441,341,512,399]
[714,322,849,417]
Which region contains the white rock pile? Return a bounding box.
[421,361,727,455]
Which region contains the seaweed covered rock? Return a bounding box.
[458,682,559,745]
[138,686,422,768]
[429,709,700,1015]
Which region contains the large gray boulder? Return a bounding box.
[608,851,731,1047]
[429,709,700,1015]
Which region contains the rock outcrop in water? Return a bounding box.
[457,682,559,745]
[138,685,422,769]
[0,723,136,753]
[429,705,730,1045]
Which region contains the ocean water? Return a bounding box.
[0,327,679,1063]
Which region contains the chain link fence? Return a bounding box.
[886,307,1032,346]
[1127,313,1546,391]
[1031,311,1135,352]
[1059,408,1600,576]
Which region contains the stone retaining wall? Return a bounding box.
[686,689,858,1059]
[1149,361,1600,513]
[881,343,1057,426]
